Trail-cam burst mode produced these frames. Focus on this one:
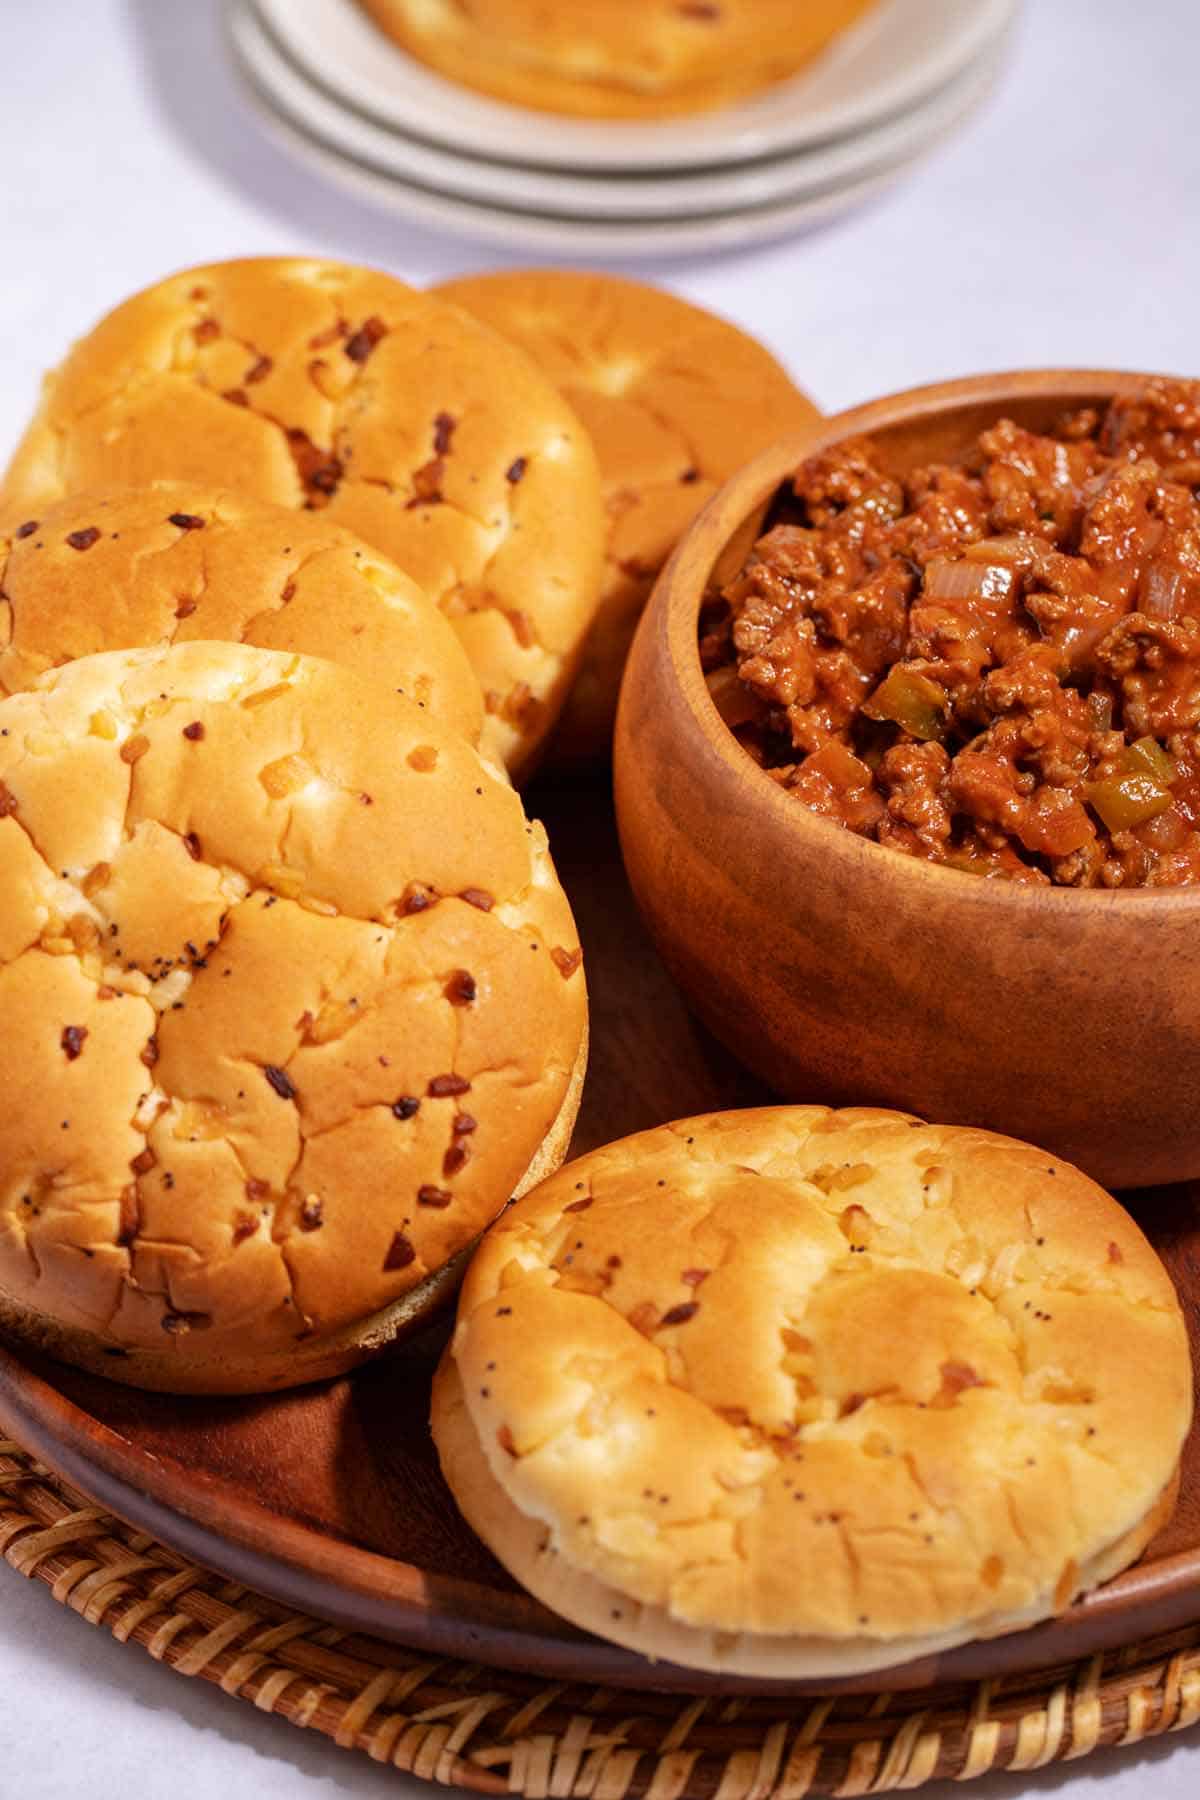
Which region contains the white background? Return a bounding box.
[0,2,1198,1795]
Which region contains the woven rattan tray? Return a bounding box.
[3,781,1200,1792]
[3,1437,1200,1793]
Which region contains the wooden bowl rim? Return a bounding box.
[656,366,1200,914]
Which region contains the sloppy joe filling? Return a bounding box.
[703,379,1200,886]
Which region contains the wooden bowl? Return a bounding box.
[614,371,1200,1190]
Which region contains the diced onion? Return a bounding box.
[963,534,1040,568]
[705,666,761,730]
[1139,563,1188,620]
[1137,803,1191,851]
[924,557,1017,606]
[801,740,875,793]
[1087,692,1114,734]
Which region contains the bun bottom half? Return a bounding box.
[431,1355,1179,1683]
[0,1031,587,1397]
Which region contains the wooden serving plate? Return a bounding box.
[1,777,1199,1698]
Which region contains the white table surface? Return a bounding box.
[0,2,1198,1795]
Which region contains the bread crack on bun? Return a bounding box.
[432,1107,1192,1678]
[0,259,606,777]
[0,643,587,1393]
[0,484,484,748]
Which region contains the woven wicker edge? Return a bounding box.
[1,1437,1198,1797]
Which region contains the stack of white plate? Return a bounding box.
[227,0,1019,256]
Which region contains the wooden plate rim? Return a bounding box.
[3,1333,1200,1698]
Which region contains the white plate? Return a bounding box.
[228,15,995,259]
[237,0,1010,222]
[251,0,1018,174]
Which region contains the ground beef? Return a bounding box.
[704,379,1200,887]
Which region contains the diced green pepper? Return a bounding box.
[1085,771,1174,833]
[1121,736,1177,786]
[863,667,947,741]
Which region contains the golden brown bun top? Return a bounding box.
[1,259,605,776]
[0,484,483,745]
[360,0,878,118]
[0,643,586,1383]
[436,271,817,557]
[436,271,818,759]
[451,1107,1192,1644]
